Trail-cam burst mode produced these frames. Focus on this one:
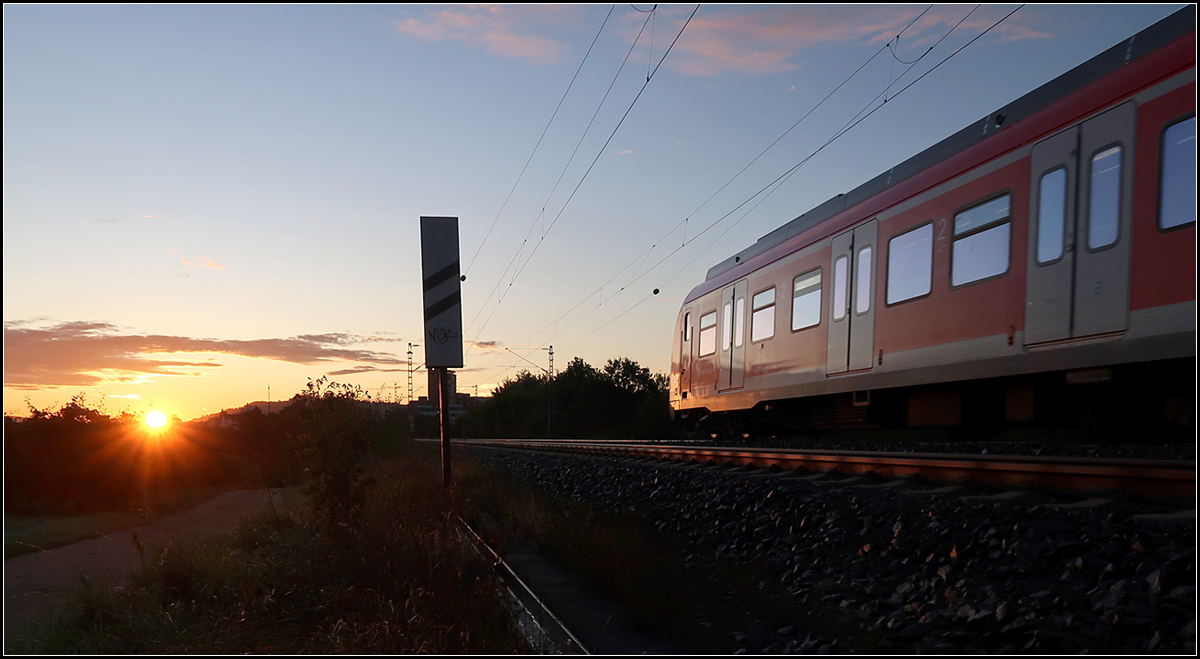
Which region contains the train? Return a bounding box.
[669,7,1196,438]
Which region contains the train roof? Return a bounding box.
[703,5,1196,284]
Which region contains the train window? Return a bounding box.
[1087,145,1121,249]
[734,296,746,348]
[954,194,1010,235]
[722,302,732,352]
[792,269,821,331]
[1159,116,1196,231]
[855,245,872,315]
[952,193,1011,287]
[886,223,932,304]
[751,288,775,342]
[1037,168,1067,264]
[699,312,717,356]
[952,224,1010,286]
[683,312,691,342]
[833,255,849,321]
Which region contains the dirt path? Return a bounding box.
[4,488,286,638]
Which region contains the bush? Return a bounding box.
[464,356,679,439]
[288,377,379,536]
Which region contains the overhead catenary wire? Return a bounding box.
[466,5,699,347]
[489,6,940,355]
[464,6,660,339]
[546,5,1022,354]
[461,4,940,385]
[462,4,1023,388]
[463,5,616,278]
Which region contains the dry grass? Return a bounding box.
[7,453,527,655]
[4,484,254,560]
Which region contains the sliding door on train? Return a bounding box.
[827,219,878,375]
[1025,102,1135,345]
[718,279,748,392]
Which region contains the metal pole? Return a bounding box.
[546,346,554,438]
[438,366,451,487]
[408,344,415,403]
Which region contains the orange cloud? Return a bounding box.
[180,257,228,271]
[3,320,409,389]
[665,6,1050,76]
[395,5,582,65]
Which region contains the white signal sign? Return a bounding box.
[420,216,464,368]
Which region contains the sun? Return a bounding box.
[145,411,168,428]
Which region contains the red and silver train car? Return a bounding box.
[670,8,1195,436]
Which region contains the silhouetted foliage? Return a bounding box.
[4,383,420,518]
[4,395,243,515]
[463,357,678,439]
[288,377,379,535]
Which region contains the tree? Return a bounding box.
[289,377,379,535]
[462,357,679,440]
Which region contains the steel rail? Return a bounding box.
[461,439,1195,500]
[456,516,589,654]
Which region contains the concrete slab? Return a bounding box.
[852,480,911,490]
[899,485,966,495]
[502,541,681,654]
[958,490,1034,503]
[1044,498,1113,510]
[1133,508,1195,523]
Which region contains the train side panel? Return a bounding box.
[670,15,1195,426]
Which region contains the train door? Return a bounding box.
[1025,103,1135,345]
[827,219,878,375]
[718,279,748,391]
[679,309,693,397]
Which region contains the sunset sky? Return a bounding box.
[4,4,1185,421]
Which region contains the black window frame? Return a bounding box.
[750,286,777,343]
[1034,165,1069,266]
[949,189,1014,291]
[884,220,935,307]
[1083,141,1124,254]
[790,267,823,332]
[1157,112,1197,234]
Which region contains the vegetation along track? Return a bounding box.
[461,439,1195,503]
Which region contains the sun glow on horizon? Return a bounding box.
[145,410,168,428]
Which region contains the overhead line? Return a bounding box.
[464,4,1019,385]
[463,5,616,277]
[549,5,1022,353]
[464,6,656,338]
[467,5,700,348]
[497,6,936,354]
[510,3,698,276]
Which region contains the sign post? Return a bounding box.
[419,216,463,487]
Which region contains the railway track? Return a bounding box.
[459,439,1195,502]
[463,440,1196,654]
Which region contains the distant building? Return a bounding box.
[427,370,458,407]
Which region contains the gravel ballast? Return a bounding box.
[472,446,1195,654]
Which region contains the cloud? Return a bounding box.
[180,257,228,271]
[617,149,633,155]
[467,340,505,354]
[324,366,410,376]
[3,320,407,389]
[665,5,1050,76]
[395,5,582,65]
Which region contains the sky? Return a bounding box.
[4,4,1188,421]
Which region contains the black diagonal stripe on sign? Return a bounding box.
[424,290,461,323]
[423,261,460,293]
